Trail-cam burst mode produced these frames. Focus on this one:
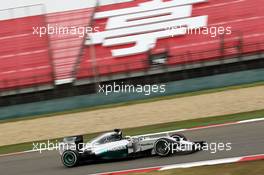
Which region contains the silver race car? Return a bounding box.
[59,129,205,167]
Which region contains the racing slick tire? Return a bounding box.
[154,138,173,157]
[62,150,80,168]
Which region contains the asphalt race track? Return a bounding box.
[1,120,264,175]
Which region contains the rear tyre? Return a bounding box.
[62,150,80,168]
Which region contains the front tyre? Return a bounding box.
[154,138,171,156]
[62,150,80,168]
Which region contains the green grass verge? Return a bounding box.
[0,81,264,124]
[0,109,264,155]
[128,160,264,175]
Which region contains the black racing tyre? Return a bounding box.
[170,133,187,141]
[61,150,80,168]
[154,138,172,157]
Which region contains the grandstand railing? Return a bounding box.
[72,3,98,84]
[46,8,95,84]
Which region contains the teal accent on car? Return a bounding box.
[99,148,128,159]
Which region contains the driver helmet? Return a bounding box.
[114,129,122,137]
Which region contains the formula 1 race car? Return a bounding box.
[59,129,205,167]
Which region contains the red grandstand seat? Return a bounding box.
[0,15,53,91]
[76,0,264,80]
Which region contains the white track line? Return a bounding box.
[136,117,264,138]
[95,153,264,175]
[160,153,264,171]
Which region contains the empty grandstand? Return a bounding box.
[0,0,263,106]
[0,5,54,93]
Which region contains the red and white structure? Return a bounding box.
[0,0,263,92]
